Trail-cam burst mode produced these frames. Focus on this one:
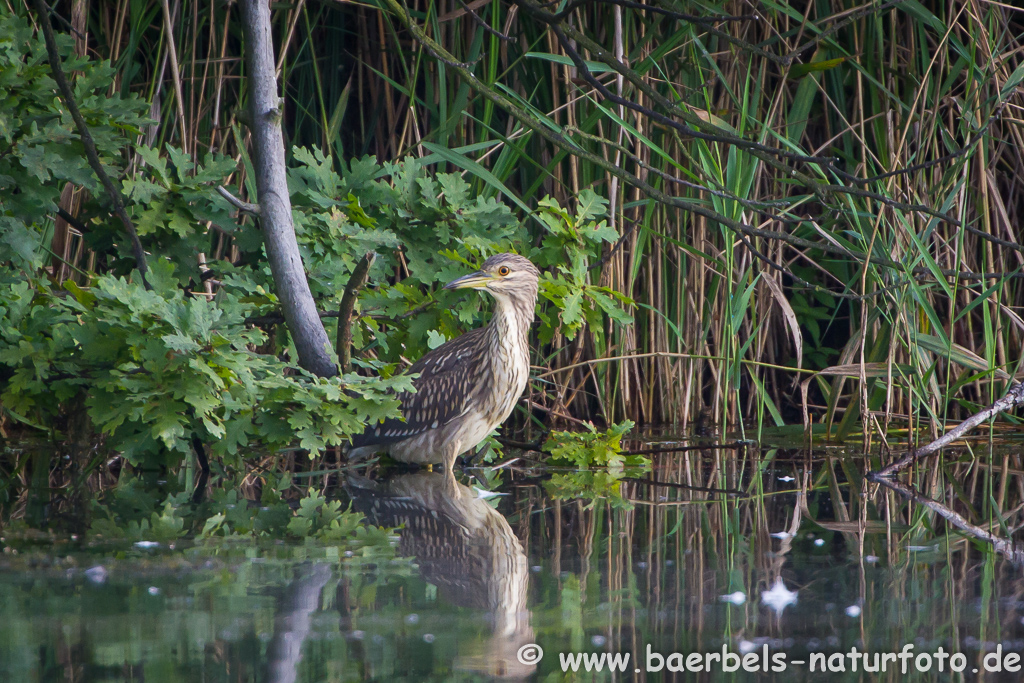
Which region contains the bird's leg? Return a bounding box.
[440,462,460,498]
[443,437,463,473]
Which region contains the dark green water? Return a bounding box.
[2,443,1024,681]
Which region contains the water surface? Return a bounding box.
[2,440,1023,681]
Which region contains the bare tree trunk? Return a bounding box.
[265,563,332,683]
[238,0,337,377]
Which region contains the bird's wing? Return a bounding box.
[350,328,489,447]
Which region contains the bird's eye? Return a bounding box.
[498,266,510,276]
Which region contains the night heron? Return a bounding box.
[346,470,534,678]
[348,253,540,469]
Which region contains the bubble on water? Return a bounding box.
[761,578,797,614]
[84,566,107,584]
[719,591,747,605]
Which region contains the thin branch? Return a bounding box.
[246,297,436,327]
[620,441,749,456]
[538,0,756,25]
[217,185,261,215]
[32,0,150,288]
[622,476,743,496]
[570,127,800,222]
[784,0,908,60]
[496,436,547,450]
[869,474,1024,565]
[826,96,1011,186]
[733,229,912,300]
[541,0,773,63]
[337,252,376,373]
[592,213,641,270]
[365,299,436,320]
[962,222,1024,256]
[870,381,1024,477]
[454,0,512,41]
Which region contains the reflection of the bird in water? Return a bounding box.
[347,469,535,679]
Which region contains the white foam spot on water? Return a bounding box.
[720,591,747,605]
[761,578,798,614]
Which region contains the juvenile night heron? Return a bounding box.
[347,470,534,678]
[348,253,540,469]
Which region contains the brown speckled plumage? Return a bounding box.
[349,253,540,467]
[346,470,534,677]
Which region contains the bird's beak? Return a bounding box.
[443,270,494,290]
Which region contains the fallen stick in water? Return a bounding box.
[869,381,1024,478]
[868,474,1024,564]
[867,381,1024,564]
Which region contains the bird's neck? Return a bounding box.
[486,293,534,345]
[481,293,534,419]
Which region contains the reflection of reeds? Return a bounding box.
[504,437,1024,677]
[39,1,1024,439]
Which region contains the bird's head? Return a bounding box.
[443,253,540,308]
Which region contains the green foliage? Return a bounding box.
[89,482,191,543]
[299,154,526,357]
[287,153,633,374]
[533,190,634,342]
[542,421,650,507]
[543,420,642,469]
[123,145,244,282]
[0,260,410,469]
[0,14,148,270]
[290,151,522,299]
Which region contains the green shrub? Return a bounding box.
[0,261,410,470]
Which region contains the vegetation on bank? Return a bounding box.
[0,0,1023,531]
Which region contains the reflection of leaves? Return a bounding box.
[542,422,650,508]
[545,469,646,509]
[88,473,402,556]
